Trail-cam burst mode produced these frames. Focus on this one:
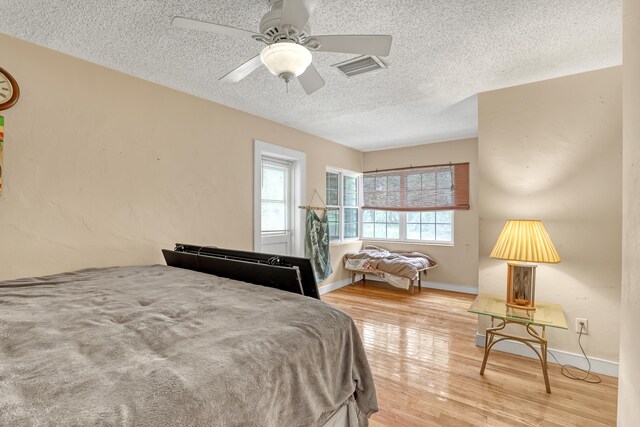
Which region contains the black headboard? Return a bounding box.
[162,244,320,300]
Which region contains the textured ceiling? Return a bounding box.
[0,0,622,151]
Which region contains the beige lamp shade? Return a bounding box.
[490,220,561,263]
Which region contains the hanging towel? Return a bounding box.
[305,209,333,282]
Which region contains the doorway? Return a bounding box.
[253,140,306,256]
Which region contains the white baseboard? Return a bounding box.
[420,280,478,295]
[318,277,353,295]
[361,274,478,295]
[475,333,619,377]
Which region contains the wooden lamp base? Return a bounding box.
[506,301,537,311]
[506,262,537,311]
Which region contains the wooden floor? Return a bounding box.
[323,281,618,427]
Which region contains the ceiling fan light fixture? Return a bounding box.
[260,42,312,82]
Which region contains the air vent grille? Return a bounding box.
[332,55,387,78]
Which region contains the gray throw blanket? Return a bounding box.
[0,265,377,426]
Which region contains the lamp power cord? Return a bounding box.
[547,323,601,384]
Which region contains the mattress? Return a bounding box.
[0,265,377,426]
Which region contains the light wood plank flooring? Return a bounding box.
[323,281,618,426]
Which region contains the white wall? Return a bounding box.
[0,33,362,284]
[618,0,640,422]
[478,67,622,362]
[363,138,479,288]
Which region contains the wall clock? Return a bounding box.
[0,67,20,111]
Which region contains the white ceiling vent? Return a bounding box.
[332,55,387,78]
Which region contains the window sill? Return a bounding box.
[363,239,454,247]
[329,239,362,247]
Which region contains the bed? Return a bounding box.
[0,257,377,425]
[344,245,438,293]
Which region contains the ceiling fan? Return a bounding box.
[171,0,393,95]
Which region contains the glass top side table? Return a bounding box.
[468,294,568,393]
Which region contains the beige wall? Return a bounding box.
[0,33,362,283]
[618,0,640,422]
[363,139,479,288]
[478,67,622,361]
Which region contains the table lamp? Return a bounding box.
[490,220,560,310]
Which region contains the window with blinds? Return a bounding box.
[362,163,470,211]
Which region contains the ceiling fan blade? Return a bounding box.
[280,0,320,33]
[298,64,325,95]
[312,35,392,56]
[171,16,259,40]
[219,55,263,83]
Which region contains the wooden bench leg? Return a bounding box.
[350,272,366,286]
[418,271,422,290]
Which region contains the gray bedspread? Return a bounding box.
[0,265,377,426]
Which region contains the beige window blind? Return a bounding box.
[362,162,470,211]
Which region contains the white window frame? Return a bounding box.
[326,168,362,244]
[361,209,455,245]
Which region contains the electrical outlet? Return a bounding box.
[575,318,589,334]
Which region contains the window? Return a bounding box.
[261,157,292,233]
[360,163,467,244]
[406,211,453,242]
[362,209,454,243]
[343,175,359,239]
[326,170,360,242]
[362,210,400,240]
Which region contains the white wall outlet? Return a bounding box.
[575,318,589,334]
